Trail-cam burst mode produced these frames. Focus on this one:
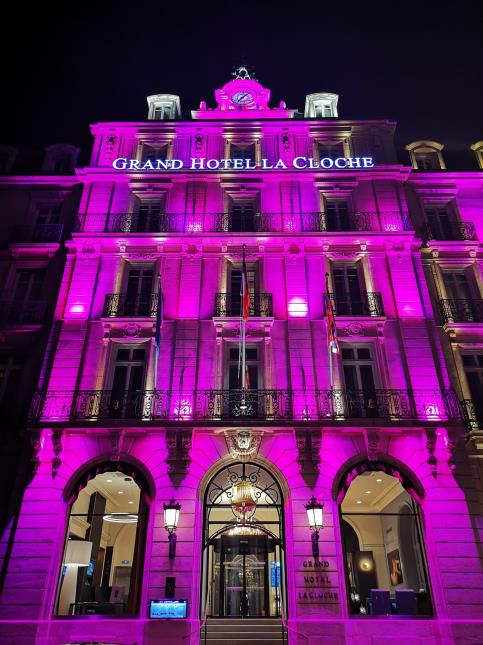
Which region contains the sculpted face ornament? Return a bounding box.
[225,429,262,461]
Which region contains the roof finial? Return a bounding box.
[232,64,256,81]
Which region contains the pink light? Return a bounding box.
[173,399,193,420]
[186,222,202,232]
[288,297,308,317]
[69,304,85,314]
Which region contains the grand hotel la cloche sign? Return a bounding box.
[112,156,375,171]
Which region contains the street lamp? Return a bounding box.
[305,497,323,558]
[163,499,181,559]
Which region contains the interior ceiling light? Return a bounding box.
[103,513,138,523]
[365,490,371,494]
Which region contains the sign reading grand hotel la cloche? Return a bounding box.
[112,156,375,171]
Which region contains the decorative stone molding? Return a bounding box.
[109,429,125,462]
[425,429,437,476]
[295,429,321,473]
[224,429,263,461]
[166,429,192,474]
[30,432,42,476]
[51,430,63,478]
[121,323,142,338]
[364,429,380,461]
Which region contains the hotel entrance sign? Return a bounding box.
[112,156,375,171]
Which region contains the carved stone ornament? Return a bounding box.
[364,429,380,461]
[425,429,437,477]
[104,135,118,155]
[341,322,364,336]
[166,429,192,474]
[295,429,321,473]
[224,429,263,461]
[109,429,125,462]
[30,432,42,476]
[51,430,63,478]
[121,323,141,338]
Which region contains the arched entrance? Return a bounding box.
[201,461,286,619]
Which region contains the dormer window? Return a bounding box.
[405,141,446,170]
[316,141,345,159]
[304,93,339,118]
[42,144,79,174]
[0,145,18,174]
[146,94,181,120]
[470,141,483,169]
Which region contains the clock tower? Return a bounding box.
[191,66,296,119]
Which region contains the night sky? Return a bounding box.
[3,1,482,166]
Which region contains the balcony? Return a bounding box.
[30,388,462,424]
[215,293,273,317]
[329,292,384,317]
[438,299,483,324]
[0,300,47,325]
[76,211,413,234]
[424,221,477,242]
[10,223,64,244]
[103,293,159,318]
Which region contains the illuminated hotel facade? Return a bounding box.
[0,70,482,644]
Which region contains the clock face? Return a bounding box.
[232,91,255,106]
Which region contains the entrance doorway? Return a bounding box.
[202,462,285,619]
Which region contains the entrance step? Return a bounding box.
[203,618,287,644]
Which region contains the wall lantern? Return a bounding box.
[305,497,324,558]
[163,499,181,559]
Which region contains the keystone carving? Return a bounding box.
[425,429,437,477]
[51,430,63,478]
[295,429,321,474]
[364,429,380,461]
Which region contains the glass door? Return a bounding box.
[230,200,257,232]
[227,346,260,417]
[220,536,269,617]
[108,346,146,418]
[333,265,364,314]
[326,200,350,231]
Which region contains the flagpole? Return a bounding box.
[240,245,249,411]
[153,271,163,392]
[325,272,333,392]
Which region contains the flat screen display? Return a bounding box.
[149,599,188,619]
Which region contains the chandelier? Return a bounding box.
[231,476,257,522]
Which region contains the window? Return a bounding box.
[228,263,258,316]
[133,198,166,232]
[325,199,351,231]
[230,143,256,162]
[123,266,155,317]
[424,205,454,240]
[415,153,440,170]
[405,141,445,170]
[6,270,45,324]
[314,104,333,117]
[228,198,258,232]
[51,154,73,174]
[227,345,260,391]
[340,465,432,616]
[0,354,25,421]
[317,141,345,159]
[341,345,378,418]
[332,264,364,315]
[141,144,168,163]
[56,466,149,616]
[462,353,483,423]
[36,203,62,226]
[106,345,147,419]
[153,105,172,120]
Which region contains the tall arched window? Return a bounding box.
[56,462,150,616]
[338,462,432,616]
[201,461,286,619]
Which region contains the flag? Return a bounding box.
[241,245,250,322]
[243,361,251,391]
[323,292,339,354]
[154,273,164,352]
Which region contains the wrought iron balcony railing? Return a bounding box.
[10,223,64,243]
[0,300,47,325]
[424,221,477,242]
[438,299,483,324]
[215,293,273,317]
[75,211,413,234]
[328,292,384,317]
[30,388,462,423]
[103,293,159,318]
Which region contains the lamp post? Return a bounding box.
[163,499,181,559]
[305,497,323,559]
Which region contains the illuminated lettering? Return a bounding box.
[274,159,287,169]
[113,157,128,170]
[156,159,169,170]
[220,159,233,169]
[245,158,256,169]
[207,159,220,170]
[346,157,362,168]
[170,159,183,169]
[190,158,205,169]
[232,159,244,169]
[362,157,374,167]
[308,158,319,168]
[142,160,155,170]
[334,157,347,168]
[262,158,274,169]
[129,159,141,170]
[293,157,307,169]
[320,157,334,169]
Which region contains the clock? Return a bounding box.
[232,91,255,106]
